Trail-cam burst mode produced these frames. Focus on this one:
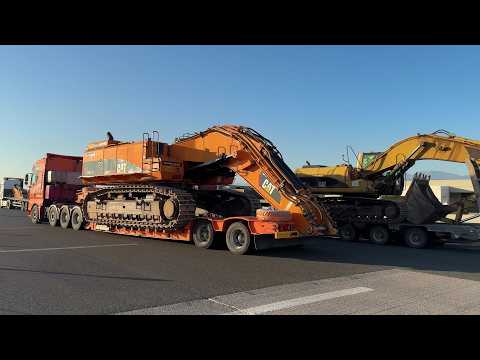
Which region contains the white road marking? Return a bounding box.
[226,287,374,315]
[207,297,244,313]
[0,243,138,253]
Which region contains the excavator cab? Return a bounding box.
[356,152,382,169]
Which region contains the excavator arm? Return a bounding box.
[175,125,336,236]
[364,130,480,207]
[365,130,480,177]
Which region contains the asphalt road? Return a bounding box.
[2,208,480,314]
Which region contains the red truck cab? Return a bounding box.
[27,153,83,222]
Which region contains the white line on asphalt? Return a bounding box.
[226,287,374,315]
[0,243,139,253]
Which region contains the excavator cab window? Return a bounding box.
[357,152,382,169]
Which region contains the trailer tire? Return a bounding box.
[192,220,215,249]
[31,204,40,224]
[403,227,429,249]
[71,207,84,231]
[48,205,59,227]
[338,224,359,242]
[226,222,251,255]
[369,225,390,245]
[59,206,71,229]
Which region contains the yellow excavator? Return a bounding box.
[295,130,480,242]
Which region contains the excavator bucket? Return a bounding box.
[405,173,457,224]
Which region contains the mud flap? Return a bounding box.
[405,173,457,224]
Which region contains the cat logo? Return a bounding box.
[262,178,276,195]
[259,173,282,203]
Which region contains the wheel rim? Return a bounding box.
[231,230,246,249]
[32,207,38,221]
[373,229,386,242]
[61,211,68,223]
[73,212,79,225]
[409,232,422,245]
[49,209,56,223]
[341,226,353,239]
[197,224,211,244]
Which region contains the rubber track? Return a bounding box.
[83,185,196,230]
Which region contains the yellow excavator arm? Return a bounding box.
[296,130,480,199]
[364,130,480,175]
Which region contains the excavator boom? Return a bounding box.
[175,125,335,236]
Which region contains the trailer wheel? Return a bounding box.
[31,204,40,224]
[403,228,429,249]
[71,207,84,231]
[192,220,215,249]
[59,206,71,229]
[369,225,390,245]
[338,224,359,241]
[225,222,251,255]
[48,205,59,227]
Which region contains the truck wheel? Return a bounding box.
[403,228,429,249]
[192,220,215,249]
[369,225,390,245]
[6,200,11,209]
[48,205,59,227]
[59,206,71,229]
[225,222,251,255]
[31,204,40,224]
[71,207,84,231]
[338,224,358,241]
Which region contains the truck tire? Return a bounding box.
[369,225,390,245]
[403,227,429,249]
[192,220,215,249]
[71,206,84,231]
[6,200,11,209]
[338,224,359,241]
[225,222,251,255]
[31,204,40,224]
[48,205,59,227]
[59,206,71,229]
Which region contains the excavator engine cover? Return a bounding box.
[405,173,456,224]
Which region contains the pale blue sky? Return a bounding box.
[0,45,478,181]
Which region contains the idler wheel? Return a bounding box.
[162,198,178,220]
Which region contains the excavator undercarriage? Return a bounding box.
[316,173,457,229]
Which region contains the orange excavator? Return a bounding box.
[28,125,335,254]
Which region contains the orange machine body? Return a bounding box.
[80,137,233,186]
